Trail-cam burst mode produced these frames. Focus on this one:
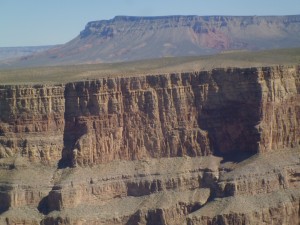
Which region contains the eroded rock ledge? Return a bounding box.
[0,65,299,225]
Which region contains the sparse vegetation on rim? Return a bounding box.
[0,48,300,84]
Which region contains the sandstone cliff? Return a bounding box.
[62,66,300,166]
[0,65,299,225]
[0,84,65,163]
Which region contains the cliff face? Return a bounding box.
[62,74,214,166]
[0,85,65,163]
[259,66,300,151]
[0,65,299,225]
[0,66,299,165]
[62,66,300,166]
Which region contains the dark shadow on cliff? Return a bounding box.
[125,210,142,225]
[38,196,49,215]
[0,202,9,215]
[57,154,72,169]
[0,187,12,215]
[216,151,256,164]
[38,184,62,215]
[193,68,263,161]
[57,84,85,169]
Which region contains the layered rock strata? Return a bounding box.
[0,85,65,163]
[1,150,299,225]
[0,66,298,165]
[186,150,300,225]
[62,65,300,166]
[0,65,299,225]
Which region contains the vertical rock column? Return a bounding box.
[258,66,300,152]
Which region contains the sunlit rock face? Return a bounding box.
[0,84,65,163]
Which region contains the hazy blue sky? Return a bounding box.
[1,0,299,47]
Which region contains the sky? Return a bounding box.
[0,0,299,47]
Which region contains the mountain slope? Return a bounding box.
[0,46,58,61]
[2,15,300,68]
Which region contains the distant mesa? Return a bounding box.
[1,15,300,68]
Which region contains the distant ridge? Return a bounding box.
[0,45,58,61]
[1,15,300,68]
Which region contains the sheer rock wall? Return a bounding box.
[0,66,299,165]
[62,65,300,166]
[0,85,65,163]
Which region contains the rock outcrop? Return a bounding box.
[0,65,299,225]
